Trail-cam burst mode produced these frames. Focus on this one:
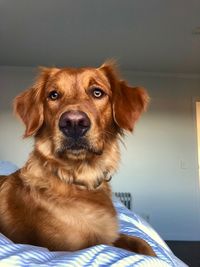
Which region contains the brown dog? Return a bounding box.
[0,62,155,256]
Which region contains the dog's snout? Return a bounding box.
[59,111,91,139]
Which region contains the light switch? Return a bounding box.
[180,160,188,169]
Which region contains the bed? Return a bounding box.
[0,161,187,266]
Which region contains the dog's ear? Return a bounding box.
[100,61,149,131]
[14,86,44,138]
[113,82,149,131]
[14,68,58,138]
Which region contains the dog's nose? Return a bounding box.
[59,111,91,139]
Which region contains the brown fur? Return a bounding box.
[0,62,155,256]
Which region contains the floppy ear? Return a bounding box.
[14,86,44,138]
[14,67,60,138]
[113,82,149,131]
[100,61,149,131]
[14,68,52,138]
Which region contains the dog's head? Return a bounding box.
[14,62,148,160]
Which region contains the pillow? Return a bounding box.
[0,161,18,175]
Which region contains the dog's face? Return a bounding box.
[44,67,117,159]
[14,62,148,160]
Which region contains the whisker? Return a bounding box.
[118,136,126,149]
[102,130,126,149]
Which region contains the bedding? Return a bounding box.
[0,161,18,175]
[0,204,187,266]
[0,163,187,266]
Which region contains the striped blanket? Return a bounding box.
[0,198,187,267]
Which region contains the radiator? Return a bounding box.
[114,192,131,210]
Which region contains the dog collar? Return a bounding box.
[72,175,112,189]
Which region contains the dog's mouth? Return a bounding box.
[57,137,103,157]
[65,139,89,152]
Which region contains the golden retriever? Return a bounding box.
[0,62,155,256]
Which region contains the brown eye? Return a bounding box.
[48,90,60,101]
[91,88,105,99]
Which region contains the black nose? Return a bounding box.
[59,111,91,139]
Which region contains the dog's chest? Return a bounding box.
[35,191,118,250]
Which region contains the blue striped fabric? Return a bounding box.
[0,198,187,266]
[0,161,18,175]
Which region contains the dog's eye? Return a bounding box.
[91,88,105,99]
[48,90,60,101]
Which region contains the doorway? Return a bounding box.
[196,101,200,182]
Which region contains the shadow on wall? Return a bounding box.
[0,112,33,167]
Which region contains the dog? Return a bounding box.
[0,62,155,257]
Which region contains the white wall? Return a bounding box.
[113,71,200,241]
[0,66,35,165]
[0,66,200,241]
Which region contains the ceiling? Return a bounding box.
[1,0,200,73]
